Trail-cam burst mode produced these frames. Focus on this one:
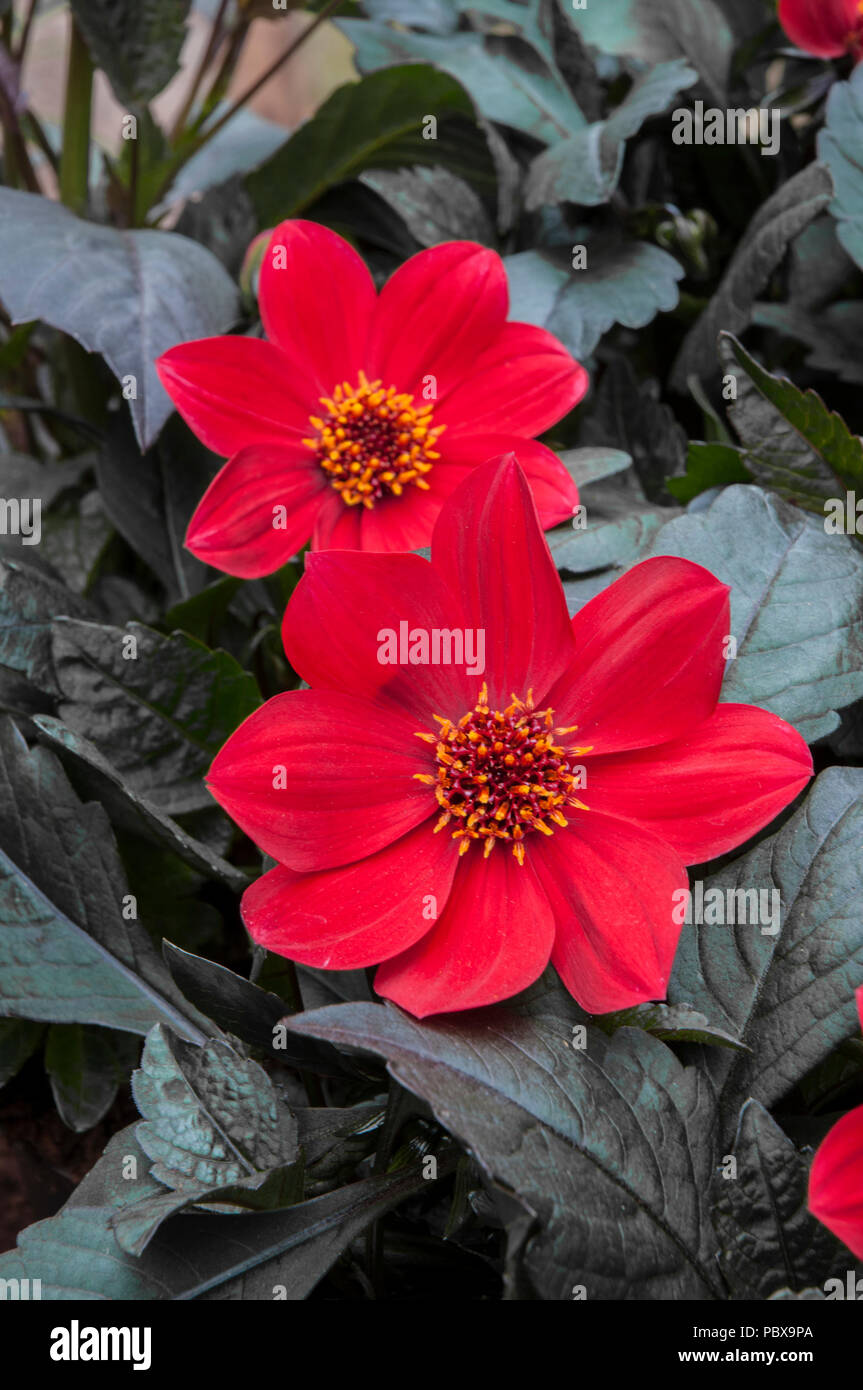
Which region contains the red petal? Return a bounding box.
[308,443,577,555]
[531,812,689,1014]
[431,456,576,708]
[282,550,475,723]
[311,490,364,549]
[357,484,442,553]
[368,242,508,399]
[156,336,314,457]
[437,322,588,436]
[375,847,554,1016]
[547,556,730,754]
[240,820,457,969]
[809,1104,863,1260]
[186,443,326,578]
[206,689,436,871]
[583,704,813,863]
[258,220,377,396]
[437,436,580,530]
[779,0,858,56]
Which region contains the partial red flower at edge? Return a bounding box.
[206,457,813,1019]
[809,986,863,1260]
[778,0,863,61]
[155,221,588,577]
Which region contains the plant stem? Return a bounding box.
[190,17,250,132]
[280,959,326,1107]
[0,80,40,192]
[169,0,231,144]
[127,119,140,226]
[15,0,39,63]
[59,18,93,213]
[200,0,346,145]
[22,110,59,173]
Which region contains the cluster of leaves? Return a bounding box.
[1,0,863,1300]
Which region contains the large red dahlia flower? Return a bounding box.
[809,986,863,1260]
[207,457,812,1018]
[779,0,863,61]
[156,221,588,577]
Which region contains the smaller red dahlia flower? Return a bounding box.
[156,221,588,577]
[779,0,863,61]
[809,986,863,1260]
[205,456,813,1019]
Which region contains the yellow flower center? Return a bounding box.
[304,370,445,509]
[414,684,593,865]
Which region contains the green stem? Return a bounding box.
[59,19,93,214]
[147,0,344,215]
[128,120,140,226]
[22,110,59,173]
[169,0,231,143]
[190,18,250,133]
[200,0,346,146]
[0,87,40,192]
[15,0,39,63]
[280,959,325,1107]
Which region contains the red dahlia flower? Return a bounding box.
[778,0,863,61]
[809,986,863,1259]
[206,457,813,1018]
[156,221,588,577]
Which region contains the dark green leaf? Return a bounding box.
[45,1024,139,1132]
[556,446,632,488]
[247,66,494,225]
[549,472,678,573]
[289,1002,724,1300]
[0,1018,44,1088]
[720,332,863,515]
[819,64,863,271]
[51,617,260,816]
[111,1024,302,1252]
[360,166,493,245]
[0,1125,439,1299]
[646,485,863,741]
[0,558,92,696]
[38,490,114,596]
[94,417,216,604]
[32,715,248,891]
[579,358,687,501]
[163,942,353,1076]
[0,719,211,1040]
[339,23,584,142]
[753,300,863,387]
[70,0,192,107]
[132,1025,298,1194]
[560,0,733,101]
[526,59,697,208]
[594,1002,748,1051]
[666,442,751,502]
[669,767,863,1138]
[712,1100,859,1298]
[0,189,238,449]
[506,239,684,360]
[669,164,833,391]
